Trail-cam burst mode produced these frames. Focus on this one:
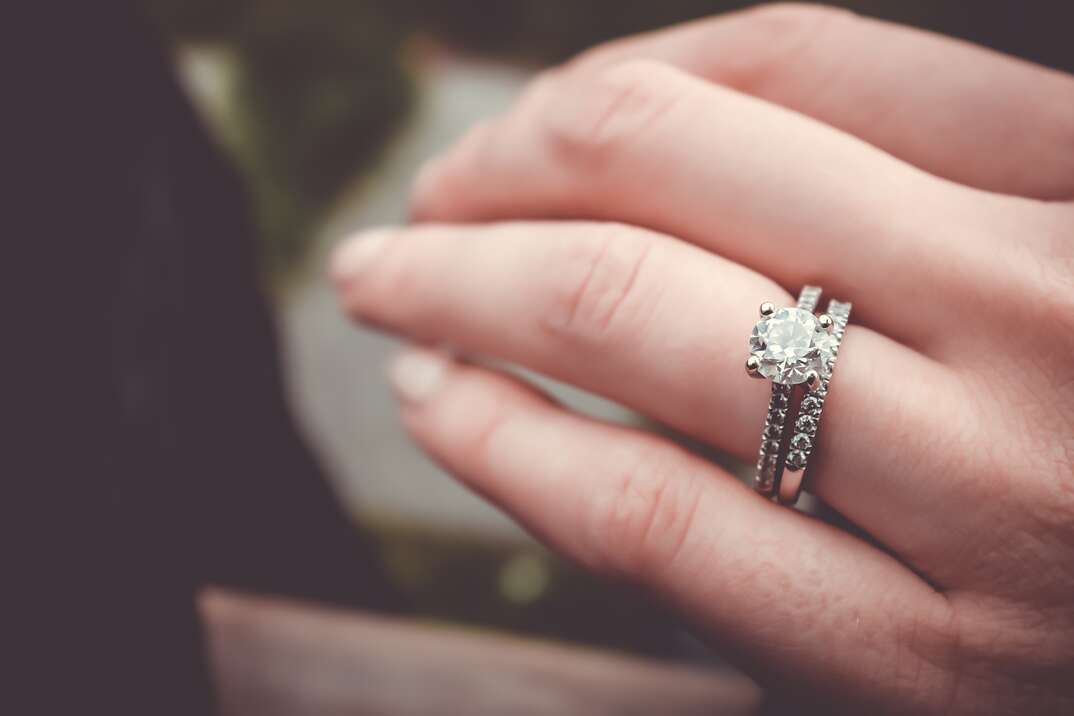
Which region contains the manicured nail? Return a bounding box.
[330,229,391,286]
[389,349,449,404]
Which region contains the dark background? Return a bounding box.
[7,2,1072,713]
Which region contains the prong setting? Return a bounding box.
[752,286,851,505]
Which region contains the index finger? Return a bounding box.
[567,4,1074,200]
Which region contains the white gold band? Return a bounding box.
[777,297,852,505]
[749,286,851,505]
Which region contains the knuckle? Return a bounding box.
[537,60,685,173]
[982,229,1074,456]
[541,223,655,343]
[587,444,702,579]
[1006,432,1074,560]
[1006,214,1074,324]
[892,597,967,713]
[1036,254,1074,345]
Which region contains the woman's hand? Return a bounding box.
[332,5,1074,712]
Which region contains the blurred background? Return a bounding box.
[149,0,1072,708]
[12,2,1073,714]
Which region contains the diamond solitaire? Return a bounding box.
[748,306,835,386]
[747,287,852,506]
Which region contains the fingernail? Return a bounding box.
[389,349,450,404]
[330,229,391,286]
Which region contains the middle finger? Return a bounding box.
[412,60,1009,352]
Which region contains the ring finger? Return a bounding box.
[333,219,970,580]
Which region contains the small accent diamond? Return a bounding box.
[796,414,818,434]
[800,395,822,414]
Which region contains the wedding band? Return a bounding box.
[750,286,821,497]
[746,286,852,505]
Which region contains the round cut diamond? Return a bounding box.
[749,307,834,385]
[800,395,822,414]
[796,414,818,434]
[786,449,807,471]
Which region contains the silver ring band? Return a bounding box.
[753,286,821,496]
[778,297,852,505]
[747,285,851,505]
[754,383,791,496]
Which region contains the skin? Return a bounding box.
[331,5,1074,713]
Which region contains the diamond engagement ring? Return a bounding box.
[746,286,852,506]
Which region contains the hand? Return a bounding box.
[332,5,1074,712]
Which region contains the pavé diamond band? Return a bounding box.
[746,285,852,505]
